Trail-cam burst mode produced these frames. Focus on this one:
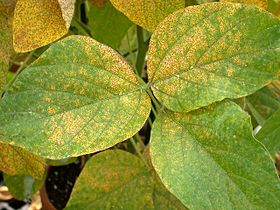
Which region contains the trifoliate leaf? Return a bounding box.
[0,35,151,159]
[13,0,75,52]
[148,3,280,112]
[110,0,185,31]
[150,101,280,209]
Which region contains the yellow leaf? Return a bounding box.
[220,0,268,10]
[13,0,75,52]
[110,0,184,31]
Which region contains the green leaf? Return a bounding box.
[268,0,280,17]
[87,1,133,49]
[3,173,45,200]
[13,0,75,52]
[150,101,280,209]
[0,1,15,94]
[65,149,187,209]
[246,87,280,125]
[110,0,185,32]
[65,150,154,209]
[0,35,151,159]
[0,143,46,179]
[147,3,280,112]
[256,108,280,156]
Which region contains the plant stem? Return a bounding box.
[130,137,148,167]
[2,51,35,98]
[135,26,148,77]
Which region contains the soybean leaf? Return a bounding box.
[246,87,280,126]
[0,1,15,94]
[87,1,132,49]
[256,108,280,156]
[65,150,154,209]
[220,0,268,10]
[0,143,46,179]
[150,101,280,209]
[13,0,75,52]
[110,0,184,32]
[0,35,151,159]
[65,149,187,209]
[147,3,280,112]
[3,173,45,200]
[268,0,280,17]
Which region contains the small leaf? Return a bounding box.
[3,173,45,200]
[220,0,268,10]
[0,143,46,179]
[87,1,132,49]
[256,108,280,156]
[110,0,184,31]
[246,87,280,125]
[0,35,151,159]
[148,3,280,112]
[65,149,187,209]
[13,0,75,52]
[0,1,15,94]
[150,101,280,209]
[65,150,154,209]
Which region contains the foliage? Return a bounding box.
[0,0,279,209]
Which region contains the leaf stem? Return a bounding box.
[129,137,148,167]
[135,26,149,76]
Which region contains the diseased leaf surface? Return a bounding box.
[150,101,280,209]
[87,1,132,49]
[256,108,280,156]
[148,3,280,112]
[220,0,268,10]
[13,0,75,52]
[3,173,45,200]
[65,150,154,209]
[65,150,187,210]
[0,143,45,179]
[0,35,151,159]
[110,0,184,31]
[0,1,15,94]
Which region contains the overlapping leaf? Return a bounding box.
[148,3,280,112]
[220,0,268,10]
[0,143,45,179]
[110,0,184,32]
[256,108,280,156]
[3,173,45,200]
[13,0,75,52]
[65,150,187,209]
[246,87,280,125]
[0,1,15,94]
[268,0,280,17]
[150,101,280,209]
[0,35,151,159]
[87,1,132,49]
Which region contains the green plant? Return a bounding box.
[0,0,280,209]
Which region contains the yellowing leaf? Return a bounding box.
[0,142,45,179]
[13,0,75,52]
[268,0,280,17]
[150,101,280,209]
[148,3,280,112]
[0,1,15,94]
[65,150,187,209]
[220,0,268,10]
[109,0,184,31]
[0,35,151,159]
